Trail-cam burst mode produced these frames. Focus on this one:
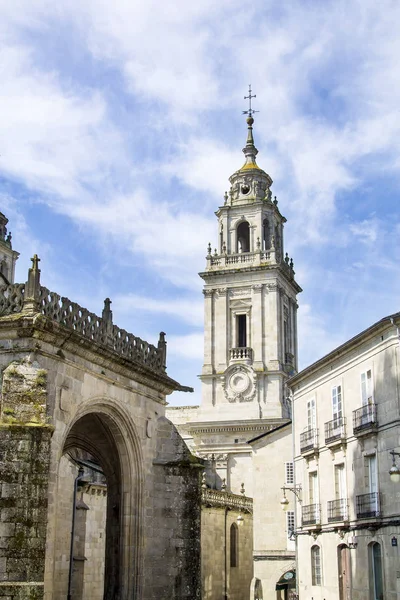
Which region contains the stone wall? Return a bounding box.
[201,506,253,600]
[0,425,51,600]
[0,307,202,600]
[145,416,203,600]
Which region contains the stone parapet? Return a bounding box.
[0,277,167,377]
[201,488,253,513]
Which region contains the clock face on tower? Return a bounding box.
[222,364,257,403]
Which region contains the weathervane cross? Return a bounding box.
[243,84,259,118]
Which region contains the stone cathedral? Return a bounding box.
[168,101,302,599]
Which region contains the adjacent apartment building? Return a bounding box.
[289,313,400,600]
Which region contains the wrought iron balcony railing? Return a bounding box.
[353,403,377,434]
[327,498,348,522]
[324,416,346,445]
[300,428,319,454]
[301,503,321,526]
[356,492,380,519]
[230,347,253,360]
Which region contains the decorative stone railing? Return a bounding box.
[205,248,296,278]
[0,255,167,375]
[0,282,25,315]
[230,347,253,360]
[201,488,253,513]
[207,250,272,269]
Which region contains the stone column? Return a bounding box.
[0,359,52,599]
[203,290,214,375]
[252,284,264,370]
[215,288,228,371]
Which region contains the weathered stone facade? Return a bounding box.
[0,252,202,600]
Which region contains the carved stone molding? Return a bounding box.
[215,287,227,296]
[222,364,257,403]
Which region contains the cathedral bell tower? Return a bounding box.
[0,212,19,285]
[199,104,301,426]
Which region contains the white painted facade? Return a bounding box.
[289,314,400,600]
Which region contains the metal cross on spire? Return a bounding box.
[243,84,259,118]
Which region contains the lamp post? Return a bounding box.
[389,450,400,483]
[280,484,302,510]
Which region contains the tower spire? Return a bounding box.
[241,85,260,170]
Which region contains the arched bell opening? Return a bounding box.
[53,408,142,600]
[262,218,270,251]
[237,221,250,253]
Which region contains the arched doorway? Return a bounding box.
[338,544,351,600]
[368,541,383,600]
[275,569,296,599]
[53,406,142,600]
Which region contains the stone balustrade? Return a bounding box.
[0,257,167,375]
[230,347,253,360]
[201,487,253,513]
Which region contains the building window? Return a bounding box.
[286,511,295,539]
[285,462,294,485]
[311,545,322,585]
[334,463,346,500]
[237,221,250,253]
[368,542,383,599]
[309,471,319,504]
[361,369,373,405]
[365,454,378,494]
[237,314,247,348]
[230,523,238,568]
[332,385,342,422]
[307,398,316,429]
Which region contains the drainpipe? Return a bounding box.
[224,505,228,600]
[67,466,85,600]
[289,388,300,600]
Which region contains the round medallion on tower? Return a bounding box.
[222,364,257,403]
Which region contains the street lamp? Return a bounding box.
[389,450,400,483]
[280,484,302,511]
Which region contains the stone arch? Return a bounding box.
[237,220,250,253]
[52,398,144,600]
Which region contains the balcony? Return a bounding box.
[327,498,348,522]
[230,347,253,361]
[301,503,321,527]
[356,492,380,519]
[324,416,346,446]
[353,403,377,435]
[300,428,319,456]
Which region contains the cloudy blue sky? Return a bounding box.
[1,0,400,405]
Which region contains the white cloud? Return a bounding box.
[167,333,204,361]
[112,294,203,327]
[349,219,378,244]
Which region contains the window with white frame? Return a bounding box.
[309,471,319,505]
[307,397,316,430]
[285,462,294,485]
[311,545,322,585]
[332,385,342,421]
[286,510,295,539]
[361,369,373,405]
[364,454,377,495]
